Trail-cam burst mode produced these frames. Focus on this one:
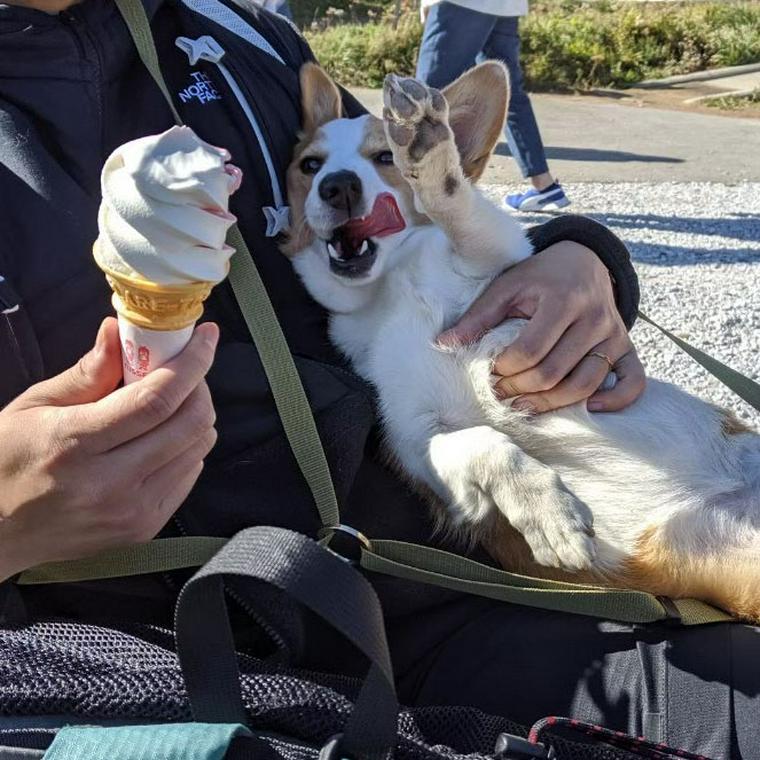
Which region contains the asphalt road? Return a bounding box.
[351,88,760,183]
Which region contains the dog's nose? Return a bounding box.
[318,171,363,211]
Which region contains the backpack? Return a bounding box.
[0,527,713,760]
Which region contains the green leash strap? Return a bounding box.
[112,0,340,529]
[113,0,182,125]
[18,535,732,626]
[17,537,227,585]
[639,311,760,412]
[358,540,733,626]
[225,225,340,527]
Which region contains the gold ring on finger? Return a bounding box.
[587,351,615,372]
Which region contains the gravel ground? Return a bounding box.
[484,182,760,427]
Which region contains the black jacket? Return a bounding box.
[0,0,638,627]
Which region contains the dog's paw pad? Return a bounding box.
[382,74,452,165]
[520,491,598,572]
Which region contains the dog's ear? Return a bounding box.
[442,62,509,182]
[300,63,343,133]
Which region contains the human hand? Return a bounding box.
[439,241,645,414]
[0,317,219,580]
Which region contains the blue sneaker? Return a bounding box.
[504,182,571,212]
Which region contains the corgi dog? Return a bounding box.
[281,61,760,621]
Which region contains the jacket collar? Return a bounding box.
[0,0,164,76]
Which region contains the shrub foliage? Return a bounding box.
[304,0,760,90]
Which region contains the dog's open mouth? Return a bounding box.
[326,193,406,278]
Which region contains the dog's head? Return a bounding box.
[281,62,509,287]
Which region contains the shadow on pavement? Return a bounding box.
[623,241,759,265]
[598,213,760,245]
[495,144,684,164]
[516,211,760,265]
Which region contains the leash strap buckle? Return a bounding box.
[656,595,683,626]
[318,525,372,564]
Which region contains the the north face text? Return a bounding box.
[178,72,222,104]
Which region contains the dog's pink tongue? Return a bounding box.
[344,193,405,245]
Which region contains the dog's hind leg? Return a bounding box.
[426,425,597,571]
[613,504,760,623]
[382,65,533,275]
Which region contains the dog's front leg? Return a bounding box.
[382,72,532,276]
[426,425,597,571]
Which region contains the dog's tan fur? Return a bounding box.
[283,64,429,258]
[281,65,342,257]
[443,63,509,183]
[361,117,430,229]
[720,409,754,437]
[621,527,760,621]
[483,517,760,622]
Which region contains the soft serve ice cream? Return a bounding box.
[93,126,241,383]
[96,125,240,285]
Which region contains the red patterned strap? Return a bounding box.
[528,716,713,760]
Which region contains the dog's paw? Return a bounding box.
[510,485,597,572]
[382,74,454,174]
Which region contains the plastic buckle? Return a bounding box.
[318,734,354,760]
[318,525,372,564]
[494,733,556,760]
[656,595,683,626]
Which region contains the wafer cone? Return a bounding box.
[94,241,224,383]
[103,267,214,332]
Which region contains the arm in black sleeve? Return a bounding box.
[526,214,640,330]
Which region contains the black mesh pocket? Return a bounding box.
[0,620,642,760]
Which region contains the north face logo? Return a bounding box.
[178,72,222,104]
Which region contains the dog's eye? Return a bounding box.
[300,156,324,175]
[374,151,394,166]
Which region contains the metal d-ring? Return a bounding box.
[318,525,372,564]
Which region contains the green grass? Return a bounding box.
[303,0,760,90]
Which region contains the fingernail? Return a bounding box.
[512,399,536,415]
[93,320,109,358]
[587,402,603,412]
[435,330,458,348]
[492,387,507,401]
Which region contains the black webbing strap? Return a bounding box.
[175,527,398,760]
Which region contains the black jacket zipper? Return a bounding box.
[61,9,105,156]
[60,10,86,58]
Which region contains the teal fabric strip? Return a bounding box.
[42,723,250,760]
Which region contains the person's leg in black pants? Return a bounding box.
[389,592,760,759]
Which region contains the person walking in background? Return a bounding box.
[416,0,569,212]
[252,0,293,20]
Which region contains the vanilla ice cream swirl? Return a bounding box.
[96,126,241,285]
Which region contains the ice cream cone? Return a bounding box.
[92,126,239,383]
